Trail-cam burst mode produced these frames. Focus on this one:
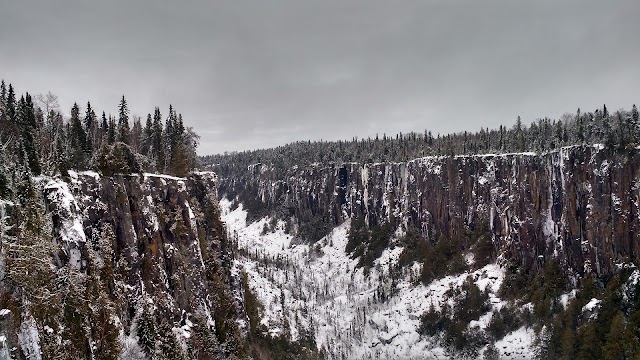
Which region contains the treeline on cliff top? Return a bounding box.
[203,103,640,175]
[0,79,201,200]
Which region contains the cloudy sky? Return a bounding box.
[1,1,639,155]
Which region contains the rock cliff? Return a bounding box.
[218,145,640,279]
[0,171,248,359]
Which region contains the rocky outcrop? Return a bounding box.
[218,146,640,279]
[58,171,238,325]
[0,171,248,358]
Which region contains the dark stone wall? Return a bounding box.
[219,146,640,278]
[44,171,246,331]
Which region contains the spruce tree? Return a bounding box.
[157,319,184,360]
[131,116,143,153]
[152,107,165,171]
[141,113,153,156]
[603,105,615,148]
[0,80,6,108]
[107,115,116,144]
[0,80,6,134]
[4,84,17,138]
[602,312,625,360]
[18,93,41,175]
[136,305,158,358]
[84,101,96,153]
[100,111,108,143]
[117,95,131,144]
[69,102,88,169]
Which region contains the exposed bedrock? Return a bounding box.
[218,146,640,278]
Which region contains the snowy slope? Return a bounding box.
[221,199,535,359]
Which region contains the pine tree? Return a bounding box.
[577,322,601,360]
[88,278,121,360]
[55,123,69,176]
[6,84,17,136]
[5,174,63,356]
[576,108,585,144]
[602,311,625,360]
[141,113,153,156]
[190,312,218,359]
[157,319,184,360]
[152,107,165,171]
[84,101,97,153]
[136,305,158,358]
[559,326,576,360]
[169,142,189,177]
[69,102,88,169]
[108,115,116,144]
[0,80,6,135]
[131,116,143,153]
[60,268,90,357]
[117,95,131,144]
[100,111,108,143]
[514,116,525,152]
[603,105,615,148]
[17,93,41,175]
[0,80,6,107]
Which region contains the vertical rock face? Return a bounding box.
[54,172,233,324]
[218,146,640,278]
[1,171,248,357]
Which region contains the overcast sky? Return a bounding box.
[1,1,639,155]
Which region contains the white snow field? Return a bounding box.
[220,199,535,359]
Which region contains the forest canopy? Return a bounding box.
[0,80,200,198]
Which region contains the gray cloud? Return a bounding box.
[1,0,639,154]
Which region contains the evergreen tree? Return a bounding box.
[69,102,89,169]
[576,108,585,144]
[60,269,91,357]
[577,322,601,360]
[514,116,525,152]
[141,113,153,156]
[157,319,184,360]
[152,107,165,171]
[17,93,41,175]
[6,84,17,135]
[190,313,219,358]
[117,95,131,144]
[107,115,116,144]
[131,116,143,153]
[136,305,158,358]
[0,80,6,135]
[55,122,69,176]
[602,312,625,360]
[100,111,108,143]
[559,326,576,360]
[0,80,6,108]
[632,104,640,144]
[84,101,97,153]
[603,105,615,148]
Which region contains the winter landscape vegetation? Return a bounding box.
[2,1,640,359]
[1,79,640,359]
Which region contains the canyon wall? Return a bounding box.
[218,146,640,279]
[0,171,247,358]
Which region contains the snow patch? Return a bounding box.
[221,199,531,359]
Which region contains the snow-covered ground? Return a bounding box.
[220,199,536,359]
